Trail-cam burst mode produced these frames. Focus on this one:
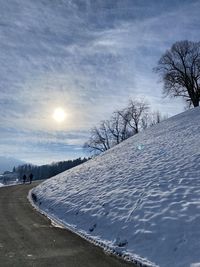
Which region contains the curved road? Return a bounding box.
[0,183,135,267]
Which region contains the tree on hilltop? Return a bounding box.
[155,40,200,107]
[84,99,153,155]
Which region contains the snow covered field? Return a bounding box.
[31,107,200,267]
[0,180,20,187]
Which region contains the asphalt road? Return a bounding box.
[0,182,136,267]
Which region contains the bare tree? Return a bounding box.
[107,112,133,145]
[83,100,166,155]
[83,121,111,154]
[155,40,200,107]
[148,111,168,127]
[84,113,133,154]
[118,100,149,134]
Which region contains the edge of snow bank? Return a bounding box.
[28,188,158,267]
[0,182,21,187]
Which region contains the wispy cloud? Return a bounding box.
[0,0,199,164]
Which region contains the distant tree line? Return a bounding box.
[13,157,88,181]
[84,99,167,155]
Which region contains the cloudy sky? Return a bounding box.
[0,0,199,165]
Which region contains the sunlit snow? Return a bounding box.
[32,107,200,267]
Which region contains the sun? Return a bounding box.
[52,107,66,123]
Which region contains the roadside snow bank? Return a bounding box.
[31,107,200,267]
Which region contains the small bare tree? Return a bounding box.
[118,100,149,134]
[107,112,133,146]
[83,121,111,154]
[84,114,133,154]
[148,111,168,127]
[155,40,200,107]
[84,100,165,155]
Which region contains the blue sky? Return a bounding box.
[0,0,200,165]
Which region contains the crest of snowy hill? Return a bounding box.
[32,107,200,267]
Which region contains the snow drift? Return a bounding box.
[32,107,200,267]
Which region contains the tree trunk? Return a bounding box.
[192,98,199,107]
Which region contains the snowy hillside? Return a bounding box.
[31,107,200,267]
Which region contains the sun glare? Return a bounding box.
[53,107,66,123]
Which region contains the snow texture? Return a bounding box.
[32,107,200,267]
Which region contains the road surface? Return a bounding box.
[0,182,136,267]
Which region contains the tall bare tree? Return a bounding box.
[155,40,200,107]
